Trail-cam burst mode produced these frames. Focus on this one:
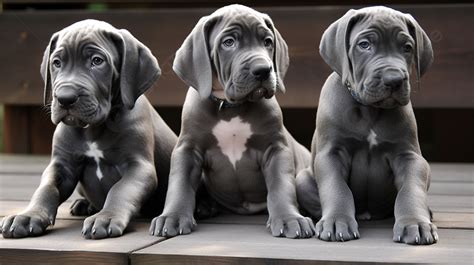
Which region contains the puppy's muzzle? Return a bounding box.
[382,68,406,91]
[56,86,79,109]
[246,59,275,102]
[251,63,272,81]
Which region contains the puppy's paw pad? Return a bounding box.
[315,214,359,242]
[149,213,196,238]
[393,218,438,245]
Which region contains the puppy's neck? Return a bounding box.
[211,78,225,99]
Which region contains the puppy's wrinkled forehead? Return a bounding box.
[209,8,272,46]
[53,20,119,63]
[351,10,412,42]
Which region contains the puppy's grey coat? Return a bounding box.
[1,20,177,239]
[149,5,314,239]
[297,6,438,245]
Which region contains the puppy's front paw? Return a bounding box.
[267,215,315,239]
[1,210,54,238]
[315,214,359,242]
[82,211,127,239]
[393,218,438,245]
[149,213,196,238]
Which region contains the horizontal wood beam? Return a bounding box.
[0,5,473,108]
[3,1,471,5]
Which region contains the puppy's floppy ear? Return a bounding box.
[172,16,217,99]
[40,32,59,106]
[319,9,359,87]
[404,14,434,80]
[113,29,161,109]
[264,16,289,93]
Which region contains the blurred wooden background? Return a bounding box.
[0,1,473,161]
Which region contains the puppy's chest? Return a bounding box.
[82,141,121,182]
[210,116,255,170]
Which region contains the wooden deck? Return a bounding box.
[0,155,473,264]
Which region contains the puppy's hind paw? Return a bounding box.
[70,198,98,216]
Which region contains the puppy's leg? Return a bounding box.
[1,162,78,238]
[81,159,157,239]
[149,144,202,237]
[392,153,438,245]
[263,145,315,239]
[314,149,359,242]
[296,167,322,219]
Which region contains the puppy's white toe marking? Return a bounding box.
[212,117,252,169]
[367,129,378,149]
[85,142,104,180]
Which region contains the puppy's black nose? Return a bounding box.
[251,64,272,81]
[382,69,405,90]
[56,88,79,108]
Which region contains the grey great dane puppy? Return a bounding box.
[1,20,177,239]
[149,5,315,238]
[297,6,438,245]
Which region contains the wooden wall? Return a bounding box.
[1,2,473,161]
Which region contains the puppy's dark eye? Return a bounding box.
[222,38,235,48]
[264,38,273,48]
[52,59,61,68]
[403,44,413,53]
[358,41,371,50]
[91,56,104,66]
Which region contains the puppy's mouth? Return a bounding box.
[51,98,101,128]
[246,87,274,102]
[61,114,89,128]
[372,96,409,109]
[357,83,409,108]
[225,83,276,104]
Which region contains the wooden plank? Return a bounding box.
[432,212,474,229]
[29,107,55,154]
[2,200,472,229]
[0,200,83,220]
[0,219,166,264]
[3,106,30,153]
[1,249,128,265]
[429,182,474,196]
[430,163,474,183]
[132,223,474,264]
[429,195,474,213]
[3,0,471,5]
[0,5,473,108]
[0,173,81,201]
[198,212,474,229]
[0,154,50,174]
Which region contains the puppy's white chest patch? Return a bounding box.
[367,129,378,149]
[212,117,253,169]
[85,142,104,180]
